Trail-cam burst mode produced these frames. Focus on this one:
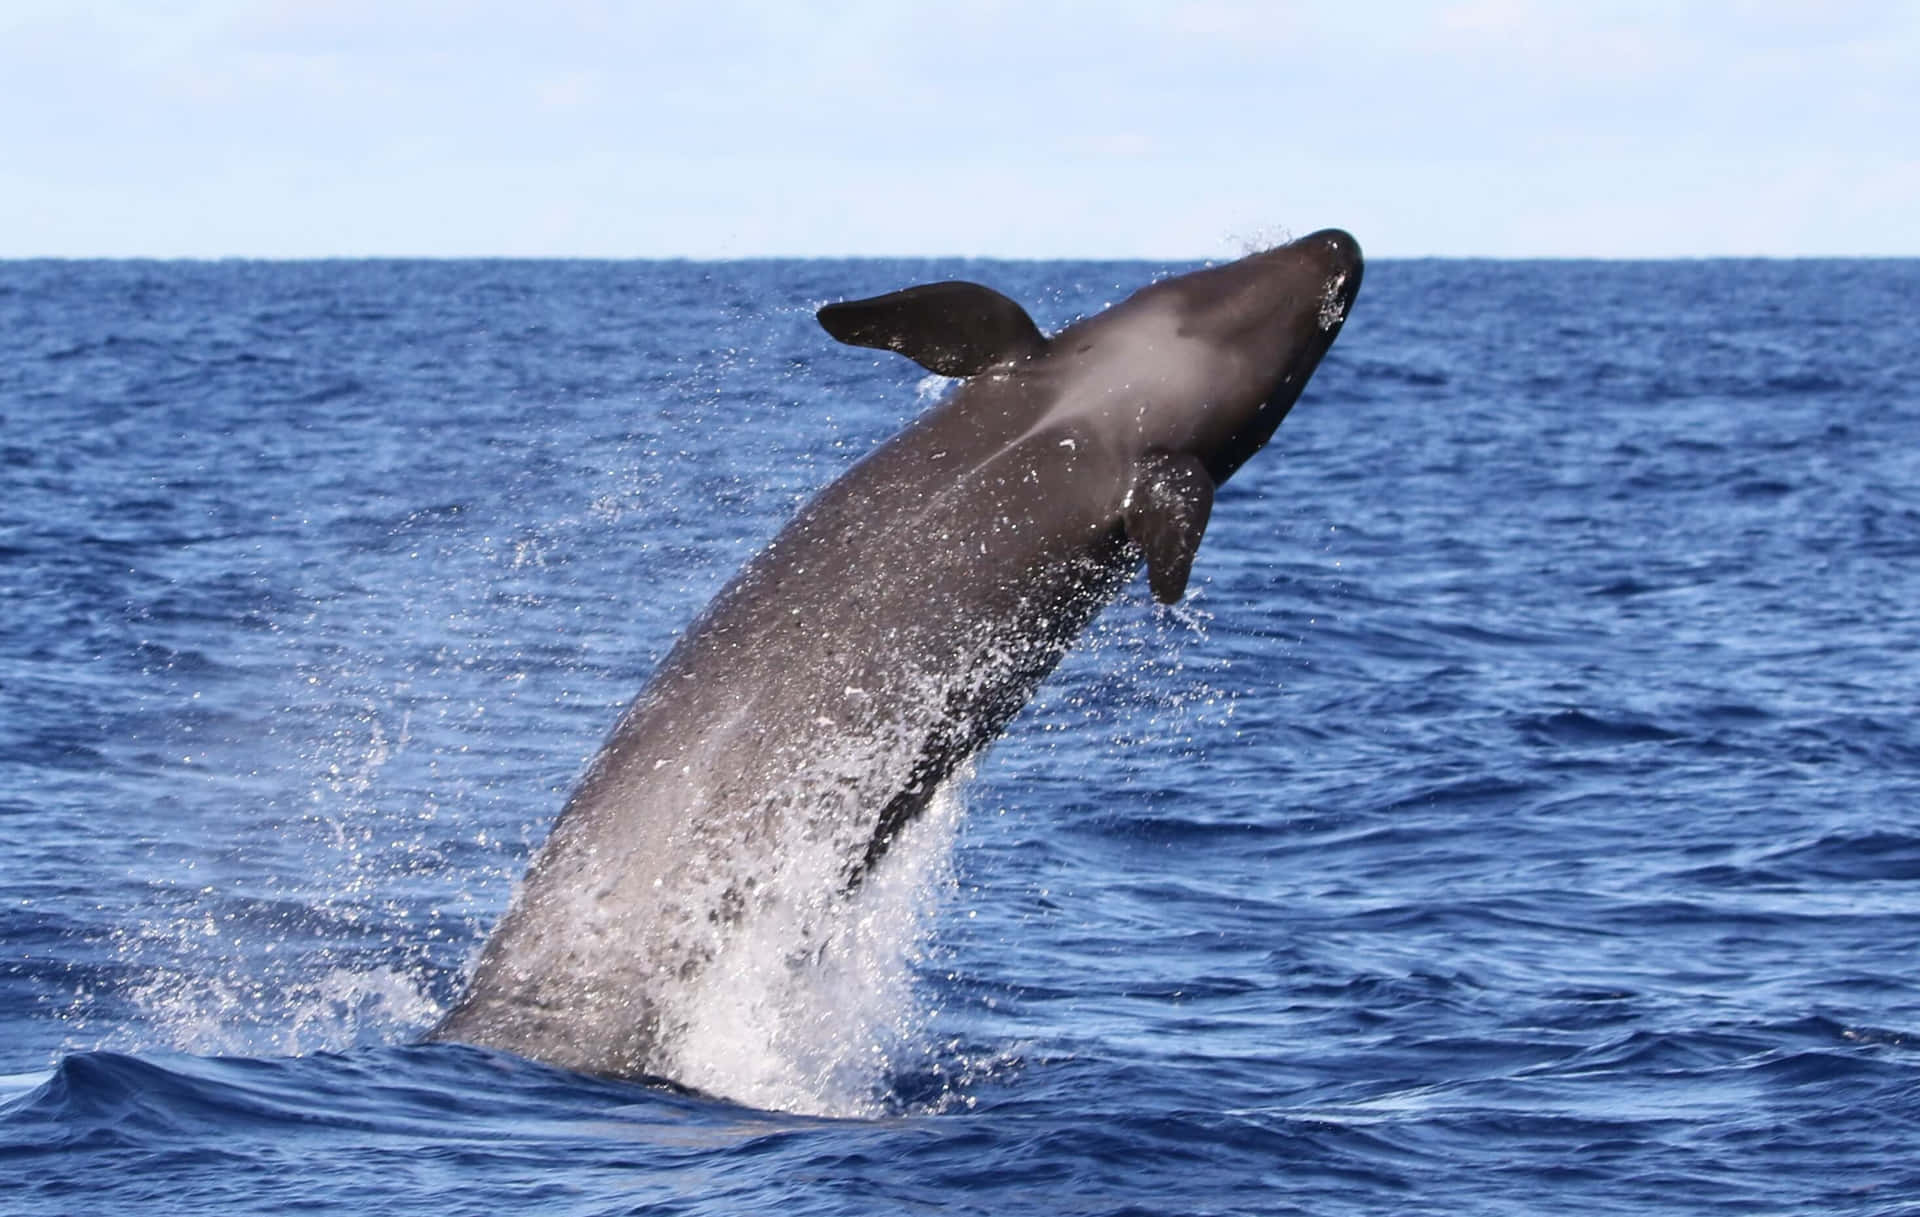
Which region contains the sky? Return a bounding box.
[2,1,1914,259]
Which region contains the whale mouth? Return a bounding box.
[1298,228,1364,334]
[1317,270,1353,331]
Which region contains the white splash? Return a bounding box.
[1319,272,1351,331]
[915,372,958,403]
[649,782,965,1116]
[1229,225,1295,256]
[100,957,441,1059]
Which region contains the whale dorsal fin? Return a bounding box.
[1124,450,1215,604]
[817,281,1048,377]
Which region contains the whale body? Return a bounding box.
[430,229,1365,1081]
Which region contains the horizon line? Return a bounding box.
[3,250,1916,264]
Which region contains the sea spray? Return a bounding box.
[660,783,965,1116]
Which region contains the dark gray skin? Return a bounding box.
[430,229,1364,1081]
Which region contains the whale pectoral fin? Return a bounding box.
[817,281,1048,377]
[1124,451,1215,604]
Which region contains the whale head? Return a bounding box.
[1106,228,1364,485]
[813,227,1361,493]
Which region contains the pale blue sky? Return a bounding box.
[3,1,1914,258]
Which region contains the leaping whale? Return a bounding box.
[429,229,1365,1081]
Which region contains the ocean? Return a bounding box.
[3,255,1918,1215]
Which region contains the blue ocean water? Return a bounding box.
[3,254,1919,1215]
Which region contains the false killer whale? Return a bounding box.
[429,229,1364,1081]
